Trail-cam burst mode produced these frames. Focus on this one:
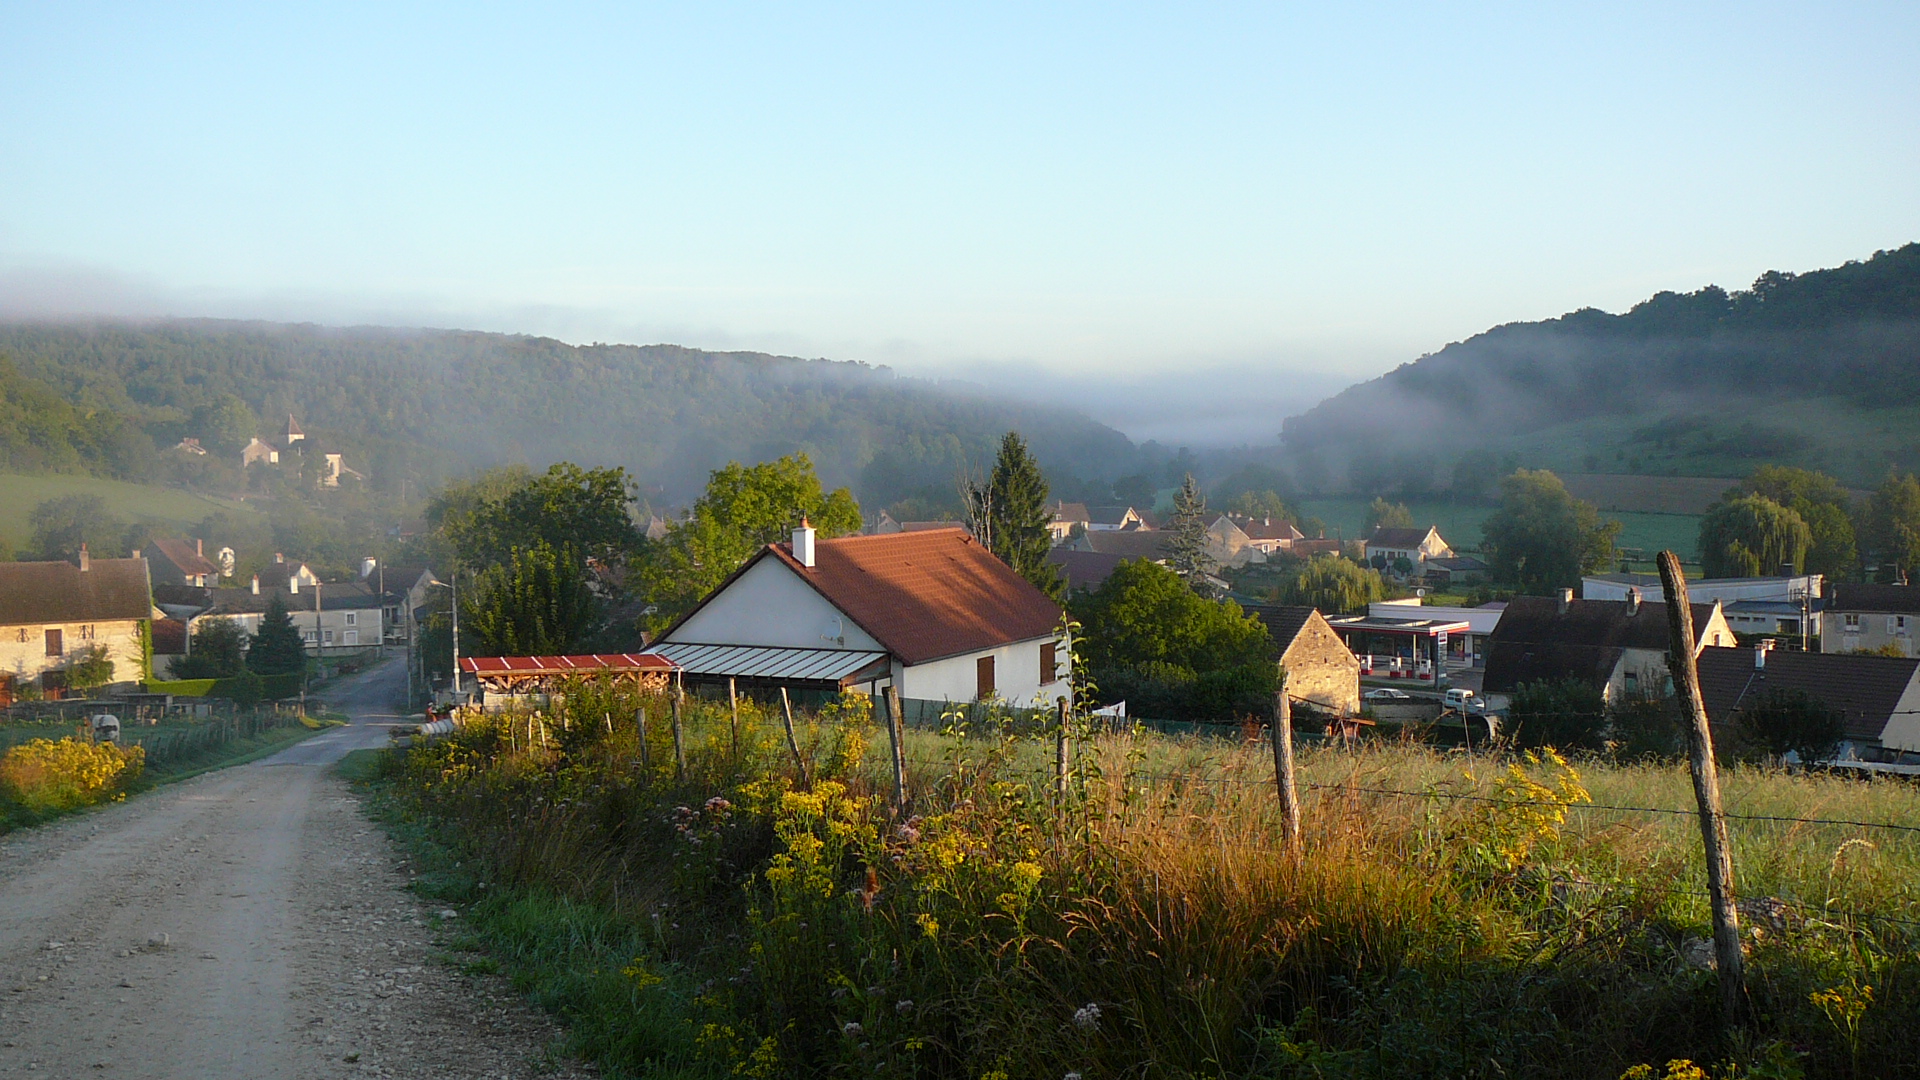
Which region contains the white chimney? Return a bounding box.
[793,518,816,568]
[251,574,260,595]
[1558,587,1573,615]
[77,543,90,572]
[1625,587,1641,616]
[274,552,285,564]
[195,538,204,557]
[360,557,377,579]
[289,576,299,595]
[1755,639,1774,670]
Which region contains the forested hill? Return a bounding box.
[1281,242,1920,481]
[0,320,1136,504]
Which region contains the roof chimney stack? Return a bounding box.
[1558,587,1573,615]
[1755,639,1774,670]
[196,538,204,557]
[77,543,89,572]
[794,518,816,568]
[251,574,260,595]
[1625,587,1641,616]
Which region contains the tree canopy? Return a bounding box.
[247,594,308,676]
[1364,497,1413,533]
[1481,470,1621,592]
[1165,474,1216,595]
[432,462,639,569]
[172,617,247,679]
[1698,494,1811,577]
[1072,559,1276,722]
[467,542,598,656]
[1273,555,1385,615]
[1718,466,1855,577]
[1866,474,1920,582]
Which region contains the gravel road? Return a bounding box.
[0,659,593,1080]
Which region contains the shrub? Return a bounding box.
[1506,677,1608,750]
[0,737,145,815]
[1737,688,1847,763]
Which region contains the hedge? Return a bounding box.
[145,673,302,701]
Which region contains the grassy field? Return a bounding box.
[0,472,260,552]
[365,687,1918,1079]
[1296,496,1701,566]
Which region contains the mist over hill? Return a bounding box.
[0,319,1143,508]
[1280,243,1920,490]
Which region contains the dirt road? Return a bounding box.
[0,659,592,1079]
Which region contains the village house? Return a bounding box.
[362,562,437,647]
[0,549,153,701]
[1820,583,1920,657]
[1364,526,1454,577]
[191,575,385,655]
[1046,548,1126,593]
[1243,605,1362,717]
[651,524,1068,709]
[240,437,281,468]
[1697,643,1920,763]
[144,538,222,588]
[1230,515,1305,555]
[1480,588,1737,709]
[1587,573,1823,642]
[1423,555,1491,588]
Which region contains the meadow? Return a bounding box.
[0,471,261,553]
[366,684,1918,1079]
[1295,496,1701,568]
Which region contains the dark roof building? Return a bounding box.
[1482,592,1736,700]
[1826,583,1920,614]
[1242,603,1362,716]
[1047,548,1125,592]
[0,556,153,627]
[1063,530,1173,561]
[1696,645,1920,758]
[145,538,221,587]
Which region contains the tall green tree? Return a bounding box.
[1273,554,1386,615]
[1721,466,1856,577]
[435,463,640,569]
[638,454,861,629]
[192,393,258,456]
[247,594,308,676]
[1698,494,1811,577]
[1364,497,1414,533]
[1736,689,1845,763]
[1165,474,1216,595]
[467,542,599,656]
[172,617,247,679]
[966,432,1064,602]
[1866,473,1920,582]
[1481,470,1621,592]
[28,495,126,560]
[1073,559,1275,722]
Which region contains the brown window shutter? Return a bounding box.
[1040,642,1056,683]
[45,628,62,657]
[976,655,995,700]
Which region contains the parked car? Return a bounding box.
[1445,688,1489,715]
[1363,688,1411,703]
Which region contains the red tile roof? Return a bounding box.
[761,528,1064,665]
[459,654,677,676]
[149,538,220,578]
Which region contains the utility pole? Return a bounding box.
[1658,550,1745,1029]
[450,570,461,701]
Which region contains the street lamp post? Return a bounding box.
[428,574,461,704]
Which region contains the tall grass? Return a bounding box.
[371,684,1919,1079]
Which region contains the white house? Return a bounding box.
[1364,526,1454,575]
[0,550,153,700]
[652,524,1069,709]
[191,576,384,655]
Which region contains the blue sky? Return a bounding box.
[2,2,1917,437]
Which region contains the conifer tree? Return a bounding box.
[247,594,308,676]
[969,432,1064,602]
[1167,473,1217,596]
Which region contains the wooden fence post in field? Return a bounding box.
[1658,549,1745,1027]
[670,692,687,781]
[728,677,740,758]
[1272,673,1301,851]
[779,687,811,789]
[1054,696,1071,807]
[636,707,650,771]
[883,686,909,814]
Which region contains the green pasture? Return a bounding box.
[1297,496,1702,565]
[0,472,261,552]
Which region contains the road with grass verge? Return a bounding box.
[0,657,593,1080]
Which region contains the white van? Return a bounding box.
[1443,688,1478,712]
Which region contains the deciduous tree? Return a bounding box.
[1364,497,1413,533]
[1073,559,1275,722]
[1866,473,1920,582]
[468,542,598,656]
[1728,466,1856,577]
[1481,470,1620,592]
[1698,494,1811,577]
[1273,554,1385,615]
[172,617,247,679]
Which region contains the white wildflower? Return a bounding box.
[1072,1003,1101,1032]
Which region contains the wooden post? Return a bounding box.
[883,686,909,815]
[779,687,810,788]
[636,707,650,771]
[670,691,687,781]
[1053,696,1070,806]
[728,677,740,758]
[1272,675,1301,851]
[1658,550,1744,1027]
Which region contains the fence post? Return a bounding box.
[1054,696,1071,807]
[728,677,740,758]
[1658,550,1745,1028]
[635,707,650,771]
[779,688,810,789]
[1272,674,1301,851]
[883,686,909,815]
[670,690,687,781]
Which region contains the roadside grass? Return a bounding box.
[0,471,261,552]
[358,689,1920,1079]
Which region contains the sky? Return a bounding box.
[2,2,1918,443]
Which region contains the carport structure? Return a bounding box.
[1324,614,1470,688]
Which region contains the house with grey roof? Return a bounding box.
[1820,583,1920,657]
[1481,589,1737,709]
[1697,644,1920,762]
[0,550,153,701]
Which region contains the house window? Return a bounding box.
[343,629,359,646]
[303,630,319,643]
[1844,613,1862,631]
[324,629,335,645]
[344,612,357,626]
[1892,616,1909,636]
[45,628,63,657]
[976,655,996,700]
[1041,642,1057,683]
